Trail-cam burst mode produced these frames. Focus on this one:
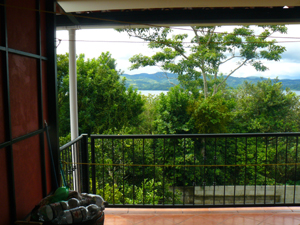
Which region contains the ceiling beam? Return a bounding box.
[57,0,300,12]
[56,7,300,29]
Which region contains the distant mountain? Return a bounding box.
[121,72,300,90]
[227,76,300,90]
[121,72,179,90]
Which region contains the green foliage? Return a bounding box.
[57,52,145,136]
[118,26,287,98]
[188,91,235,134]
[232,78,300,133]
[134,94,159,134]
[95,179,182,205]
[57,54,71,136]
[59,133,71,146]
[96,183,123,204]
[154,86,192,134]
[125,179,162,204]
[92,135,183,205]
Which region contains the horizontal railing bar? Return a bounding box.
[0,128,45,150]
[60,161,300,168]
[59,134,87,151]
[91,132,300,139]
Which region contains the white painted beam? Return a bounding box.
[69,29,80,192]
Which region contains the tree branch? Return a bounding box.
[213,70,218,95]
[156,65,177,86]
[206,27,215,47]
[214,59,249,94]
[173,46,189,60]
[219,55,237,65]
[127,30,190,60]
[199,61,208,99]
[192,26,201,46]
[163,71,177,86]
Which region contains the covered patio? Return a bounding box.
[1,0,300,224]
[56,1,300,222]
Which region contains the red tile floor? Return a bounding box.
[105,207,300,225]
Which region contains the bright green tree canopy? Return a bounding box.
[57,52,145,136]
[117,25,287,98]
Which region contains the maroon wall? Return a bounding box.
[9,54,39,139]
[0,53,5,144]
[7,0,37,55]
[0,0,55,223]
[0,148,10,224]
[14,136,43,220]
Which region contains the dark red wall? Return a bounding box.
[9,54,39,139]
[14,136,43,220]
[0,148,10,224]
[0,52,5,144]
[7,0,37,55]
[0,0,54,223]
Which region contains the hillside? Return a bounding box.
[121,73,179,90]
[121,72,300,90]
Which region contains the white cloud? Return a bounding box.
[56,25,300,79]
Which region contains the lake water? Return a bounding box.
[138,90,169,96]
[139,90,300,96]
[290,90,300,95]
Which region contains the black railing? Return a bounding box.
[60,133,300,207]
[59,134,89,192]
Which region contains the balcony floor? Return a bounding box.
[105,207,300,225]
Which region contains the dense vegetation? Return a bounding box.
[58,52,144,137]
[57,25,300,204]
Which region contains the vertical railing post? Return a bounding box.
[81,134,89,193]
[91,137,96,194]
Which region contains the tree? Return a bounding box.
[57,52,145,137]
[225,79,300,186]
[231,78,300,133]
[57,53,71,136]
[117,25,287,98]
[187,91,235,134]
[154,86,192,134]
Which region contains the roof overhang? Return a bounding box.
[56,0,300,29]
[58,0,300,12]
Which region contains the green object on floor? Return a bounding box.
[49,186,69,203]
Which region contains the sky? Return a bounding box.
[56,25,300,79]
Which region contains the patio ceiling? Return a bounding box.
[58,0,300,12]
[56,0,300,29]
[56,10,300,29]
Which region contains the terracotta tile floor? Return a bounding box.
[105,207,300,225]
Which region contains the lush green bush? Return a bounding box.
[58,52,300,204]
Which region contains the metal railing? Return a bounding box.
[60,133,300,208]
[59,134,89,193]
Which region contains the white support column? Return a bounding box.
[69,29,80,192]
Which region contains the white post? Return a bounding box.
[69,29,79,192]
